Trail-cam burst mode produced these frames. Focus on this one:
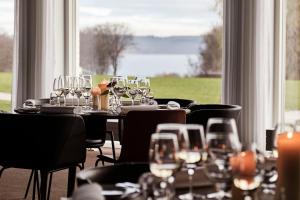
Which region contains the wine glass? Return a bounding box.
[53,77,63,106]
[111,76,127,106]
[178,124,207,200]
[138,77,150,104]
[126,78,139,105]
[82,75,92,110]
[74,77,84,106]
[69,76,77,106]
[205,118,241,200]
[233,143,265,199]
[156,123,189,155]
[61,75,71,106]
[149,133,180,199]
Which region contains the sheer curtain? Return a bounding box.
[223,0,276,150]
[12,0,77,109]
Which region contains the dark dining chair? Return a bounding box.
[0,113,86,200]
[96,109,186,165]
[154,98,195,108]
[187,104,242,131]
[81,114,116,167]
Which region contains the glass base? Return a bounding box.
[178,192,206,200]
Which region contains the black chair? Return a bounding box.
[81,114,116,167]
[187,104,242,131]
[154,98,195,108]
[0,113,86,200]
[97,110,186,164]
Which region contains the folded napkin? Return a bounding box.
[59,98,85,106]
[167,101,180,110]
[120,104,159,114]
[23,99,49,108]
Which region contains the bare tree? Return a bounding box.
[0,32,13,72]
[99,23,133,75]
[80,23,133,75]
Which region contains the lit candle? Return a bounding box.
[276,132,300,200]
[98,80,109,110]
[238,151,256,176]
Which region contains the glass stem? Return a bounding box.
[77,97,80,106]
[64,96,66,106]
[188,168,194,195]
[131,98,134,106]
[85,98,88,108]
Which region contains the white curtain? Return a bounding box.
[12,0,76,109]
[223,0,275,150]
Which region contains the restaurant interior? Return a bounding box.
[0,0,300,200]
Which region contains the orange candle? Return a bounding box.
[276,132,300,200]
[98,80,109,110]
[230,155,240,173]
[238,151,256,176]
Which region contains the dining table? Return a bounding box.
[76,162,275,200]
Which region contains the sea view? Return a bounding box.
[104,53,198,77]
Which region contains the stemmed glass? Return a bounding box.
[205,118,241,200]
[69,76,77,106]
[53,77,63,106]
[233,144,265,200]
[61,75,71,106]
[74,77,84,106]
[82,75,92,110]
[126,78,139,105]
[149,133,180,199]
[138,77,150,104]
[110,76,127,110]
[178,124,207,200]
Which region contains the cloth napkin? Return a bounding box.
[120,104,159,114]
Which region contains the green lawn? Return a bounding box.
[0,100,11,112]
[0,72,12,93]
[0,72,299,111]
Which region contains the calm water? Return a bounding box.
[111,54,198,77]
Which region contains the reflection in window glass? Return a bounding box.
[285,0,300,123]
[79,0,223,104]
[0,0,14,112]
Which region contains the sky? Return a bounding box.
[79,0,221,36]
[0,0,14,35]
[0,0,221,36]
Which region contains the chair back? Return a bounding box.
[154,98,195,108]
[0,113,86,170]
[81,114,107,147]
[118,110,186,163]
[187,104,242,131]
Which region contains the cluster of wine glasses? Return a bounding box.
[51,75,92,109]
[148,118,267,200]
[109,76,152,112]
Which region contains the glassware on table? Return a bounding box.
[233,144,265,199]
[138,77,151,104]
[69,76,78,106]
[178,124,207,200]
[61,75,71,106]
[74,77,84,106]
[110,76,127,112]
[82,75,92,110]
[149,133,180,199]
[126,78,139,105]
[205,118,241,200]
[53,77,63,106]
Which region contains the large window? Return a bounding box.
[0,0,14,112]
[79,0,223,103]
[285,0,300,123]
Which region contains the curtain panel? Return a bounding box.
[223,0,276,150]
[12,0,77,109]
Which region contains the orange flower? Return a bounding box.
[98,80,109,91]
[91,86,101,96]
